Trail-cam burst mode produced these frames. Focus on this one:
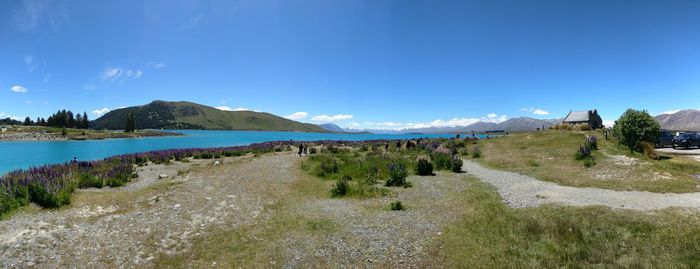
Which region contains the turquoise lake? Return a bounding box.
[0,130,479,175]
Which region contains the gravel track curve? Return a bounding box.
[462,160,700,210]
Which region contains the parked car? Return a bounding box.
[672,133,700,149]
[656,130,674,148]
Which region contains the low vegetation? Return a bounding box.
[302,139,471,198]
[476,130,700,193]
[434,178,700,268]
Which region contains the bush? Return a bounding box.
[386,163,408,187]
[527,159,540,167]
[451,157,463,173]
[612,109,660,153]
[390,201,405,211]
[317,155,339,177]
[583,158,596,168]
[472,145,482,158]
[330,178,349,197]
[638,141,659,160]
[309,147,317,154]
[574,145,591,160]
[416,158,434,176]
[586,135,598,150]
[431,152,453,170]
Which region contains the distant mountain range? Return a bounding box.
[655,109,700,131]
[349,117,562,134]
[90,100,328,133]
[317,123,368,133]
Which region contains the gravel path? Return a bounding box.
[462,160,700,210]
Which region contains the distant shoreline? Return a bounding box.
[0,126,182,142]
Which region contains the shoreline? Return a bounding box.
[0,129,182,142]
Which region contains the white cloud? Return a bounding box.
[311,114,354,122]
[0,112,22,121]
[234,107,261,112]
[533,109,549,115]
[98,67,143,82]
[349,113,509,130]
[147,61,168,69]
[215,106,232,111]
[285,112,308,120]
[11,85,28,93]
[92,108,110,116]
[660,110,681,115]
[603,120,615,128]
[42,73,51,83]
[520,108,549,115]
[177,14,202,31]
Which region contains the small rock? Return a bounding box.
[158,174,169,179]
[174,204,181,209]
[214,161,221,165]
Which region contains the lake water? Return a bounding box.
[0,130,480,175]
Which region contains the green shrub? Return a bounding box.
[28,182,72,208]
[309,147,318,154]
[77,173,103,188]
[451,157,463,173]
[386,163,408,187]
[584,157,596,168]
[330,178,349,197]
[317,155,339,177]
[416,158,434,176]
[432,152,453,170]
[612,109,660,153]
[527,159,540,167]
[390,201,405,211]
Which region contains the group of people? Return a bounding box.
[298,143,308,157]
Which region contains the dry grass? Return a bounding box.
[475,130,700,193]
[428,178,700,268]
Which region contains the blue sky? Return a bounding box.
[2,0,700,130]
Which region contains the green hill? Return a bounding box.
[90,100,329,132]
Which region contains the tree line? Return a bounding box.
[19,110,90,129]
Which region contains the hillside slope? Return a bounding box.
[90,100,329,132]
[655,109,700,131]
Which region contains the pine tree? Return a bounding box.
[66,111,75,128]
[75,113,83,129]
[124,112,135,132]
[82,112,89,129]
[23,117,31,126]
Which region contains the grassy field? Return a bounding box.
[429,178,700,268]
[475,130,700,193]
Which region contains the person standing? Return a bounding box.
[298,143,303,157]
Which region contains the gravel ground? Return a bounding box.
[0,151,475,268]
[0,154,285,268]
[284,171,471,268]
[462,159,700,210]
